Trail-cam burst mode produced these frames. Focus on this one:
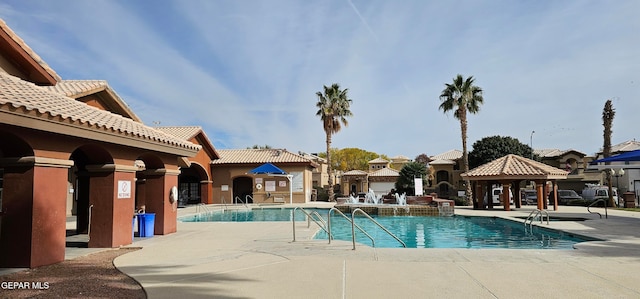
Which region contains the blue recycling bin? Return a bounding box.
[137,213,155,237]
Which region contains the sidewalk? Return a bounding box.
[112,204,640,298]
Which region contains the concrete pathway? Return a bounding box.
[110,204,640,298]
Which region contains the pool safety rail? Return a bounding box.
[291,207,406,249]
[350,208,406,249]
[328,208,375,247]
[525,209,549,228]
[587,198,608,219]
[291,207,330,242]
[234,196,249,209]
[196,203,211,214]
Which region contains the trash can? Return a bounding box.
[132,215,136,240]
[137,213,155,237]
[623,192,636,208]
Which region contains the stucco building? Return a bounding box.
[0,19,199,268]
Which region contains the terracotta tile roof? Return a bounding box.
[611,140,640,153]
[211,149,314,165]
[461,154,568,180]
[369,167,399,177]
[0,19,61,83]
[45,80,108,97]
[341,170,368,176]
[431,149,462,161]
[390,155,410,161]
[368,157,388,163]
[0,72,201,153]
[534,148,586,158]
[429,159,456,165]
[44,80,142,122]
[156,126,220,159]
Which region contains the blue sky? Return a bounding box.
[1,1,639,159]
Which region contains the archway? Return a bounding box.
[178,162,209,205]
[233,176,253,204]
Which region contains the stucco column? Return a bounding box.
[0,157,73,268]
[201,180,213,204]
[502,182,511,211]
[86,164,137,248]
[552,181,558,211]
[144,168,180,235]
[536,181,545,210]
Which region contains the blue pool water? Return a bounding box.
[179,208,593,249]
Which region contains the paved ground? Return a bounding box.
[110,203,640,299]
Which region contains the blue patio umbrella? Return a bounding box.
[248,163,287,175]
[591,150,640,163]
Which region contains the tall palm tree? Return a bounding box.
[439,74,484,201]
[316,83,353,201]
[602,99,615,207]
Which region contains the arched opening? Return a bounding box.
[233,176,253,204]
[178,162,208,205]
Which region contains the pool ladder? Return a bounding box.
[291,207,406,250]
[524,209,549,228]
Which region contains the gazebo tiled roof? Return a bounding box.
[461,154,568,181]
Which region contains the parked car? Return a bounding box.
[582,186,618,206]
[484,187,513,206]
[548,189,583,205]
[521,190,537,205]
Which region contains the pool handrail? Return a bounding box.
[525,209,549,228]
[291,207,330,242]
[587,198,607,219]
[234,196,249,209]
[351,208,406,249]
[328,207,374,247]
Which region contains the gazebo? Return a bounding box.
[461,154,569,211]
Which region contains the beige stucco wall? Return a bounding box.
[211,164,314,204]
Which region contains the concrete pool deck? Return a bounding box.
[113,203,640,298]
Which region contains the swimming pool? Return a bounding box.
[179,208,593,249]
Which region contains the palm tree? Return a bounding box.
[602,99,615,207]
[439,74,484,201]
[316,83,353,201]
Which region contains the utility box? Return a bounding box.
[623,192,636,208]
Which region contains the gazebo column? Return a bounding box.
[543,181,550,210]
[513,180,522,209]
[536,180,545,210]
[502,182,511,211]
[474,182,483,209]
[550,181,558,211]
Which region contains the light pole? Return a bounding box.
[530,130,535,159]
[613,168,625,191]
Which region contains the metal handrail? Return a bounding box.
[196,203,211,214]
[234,196,249,209]
[88,204,94,242]
[292,207,330,242]
[525,209,549,228]
[245,194,254,204]
[328,208,374,246]
[351,208,406,249]
[587,198,607,219]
